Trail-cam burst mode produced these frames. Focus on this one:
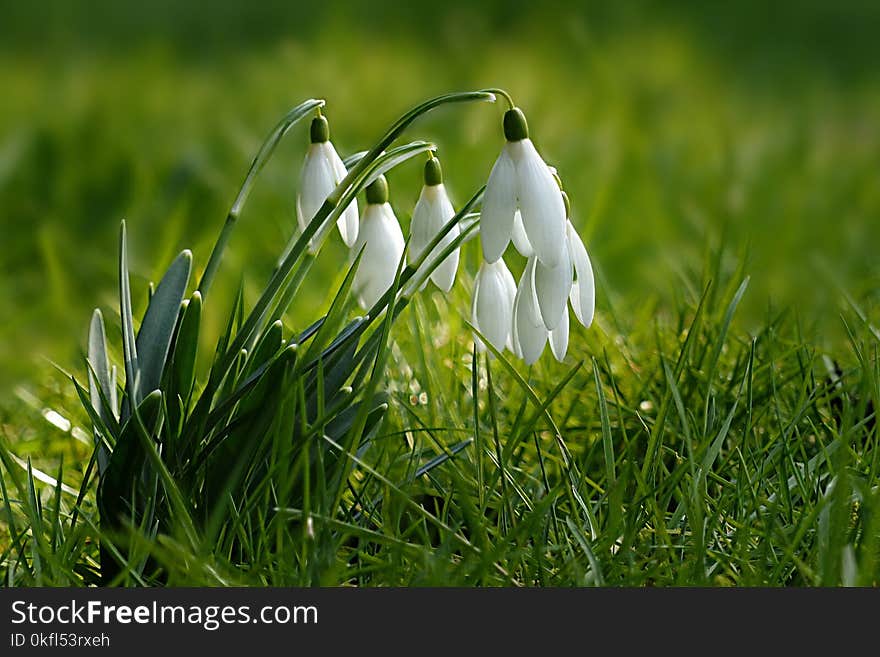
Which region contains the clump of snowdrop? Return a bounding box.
[297,113,359,253]
[290,97,596,365]
[77,90,600,585]
[350,174,405,310]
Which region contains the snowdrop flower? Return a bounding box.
[471,258,516,354]
[511,193,595,363]
[480,107,567,268]
[297,114,359,253]
[410,156,459,292]
[351,175,405,310]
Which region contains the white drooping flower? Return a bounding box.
[351,175,405,310]
[510,194,596,363]
[297,114,359,253]
[480,107,567,268]
[410,157,459,292]
[471,258,516,354]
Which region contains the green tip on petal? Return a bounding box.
[310,115,330,143]
[561,191,570,218]
[365,174,389,205]
[503,107,529,142]
[424,157,443,186]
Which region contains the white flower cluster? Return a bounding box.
[472,107,595,364]
[295,106,595,364]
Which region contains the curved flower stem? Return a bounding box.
[480,87,515,110]
[325,90,496,207]
[197,98,325,298]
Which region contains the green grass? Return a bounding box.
[1,3,879,586]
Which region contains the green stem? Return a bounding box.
[197,98,325,297]
[481,87,515,110]
[326,90,496,206]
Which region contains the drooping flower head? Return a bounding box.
[297,114,359,253]
[509,190,596,363]
[351,174,405,310]
[471,258,516,355]
[410,156,460,293]
[480,107,567,268]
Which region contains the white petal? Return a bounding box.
[411,185,459,292]
[351,203,405,309]
[501,260,517,303]
[339,200,360,248]
[410,185,437,260]
[549,305,569,361]
[297,144,337,249]
[480,148,517,263]
[567,221,595,328]
[474,259,515,353]
[534,239,573,330]
[509,313,521,357]
[431,233,460,292]
[511,139,566,268]
[326,143,359,246]
[513,257,547,365]
[502,263,518,354]
[471,269,486,353]
[511,209,534,257]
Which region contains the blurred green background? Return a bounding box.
[1,0,879,391]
